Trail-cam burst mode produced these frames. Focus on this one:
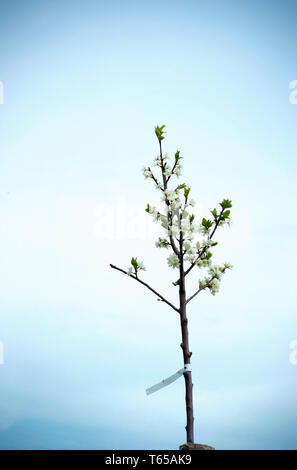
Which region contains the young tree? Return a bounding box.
[110,125,232,445]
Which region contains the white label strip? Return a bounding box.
[146,364,192,395]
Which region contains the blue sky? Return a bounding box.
[0,0,297,449]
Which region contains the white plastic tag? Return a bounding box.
[146,364,192,395]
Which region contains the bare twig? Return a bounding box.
[148,167,163,190]
[110,264,180,313]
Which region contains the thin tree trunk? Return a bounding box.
[160,138,194,443]
[179,241,194,443]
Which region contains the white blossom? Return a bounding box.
[189,224,199,233]
[155,237,169,249]
[171,199,183,209]
[153,211,160,222]
[153,156,162,167]
[181,218,191,233]
[164,189,177,203]
[142,167,151,179]
[174,167,181,177]
[189,199,196,207]
[183,241,191,252]
[209,278,220,295]
[198,225,210,235]
[184,242,196,255]
[196,258,211,268]
[169,223,180,238]
[185,254,196,263]
[173,160,183,178]
[209,265,223,280]
[167,253,179,269]
[224,262,233,269]
[138,261,146,271]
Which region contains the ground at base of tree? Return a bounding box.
[179,442,215,450]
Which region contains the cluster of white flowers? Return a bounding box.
[163,157,173,177]
[162,189,183,209]
[127,260,146,276]
[223,262,233,269]
[153,156,162,167]
[122,132,233,304]
[218,218,230,227]
[173,158,182,178]
[138,261,146,271]
[169,222,180,237]
[181,214,199,239]
[183,240,197,263]
[208,265,224,280]
[185,254,196,263]
[144,152,183,183]
[153,153,170,168]
[163,167,172,177]
[198,224,211,236]
[181,217,190,233]
[141,147,232,291]
[183,241,196,255]
[142,167,152,179]
[209,278,220,295]
[198,262,233,295]
[159,214,170,230]
[155,237,170,249]
[196,258,211,268]
[204,239,217,248]
[167,253,179,269]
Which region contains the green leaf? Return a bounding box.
[222,210,230,218]
[202,218,213,229]
[190,214,195,223]
[131,257,138,270]
[220,198,232,210]
[175,150,180,160]
[211,208,217,218]
[154,124,166,142]
[145,203,150,213]
[184,186,191,198]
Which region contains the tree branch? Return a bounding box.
[110,264,180,313]
[169,235,179,255]
[186,275,217,304]
[186,267,227,304]
[148,167,163,190]
[166,158,178,184]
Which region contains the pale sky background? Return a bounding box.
[0,0,297,449]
